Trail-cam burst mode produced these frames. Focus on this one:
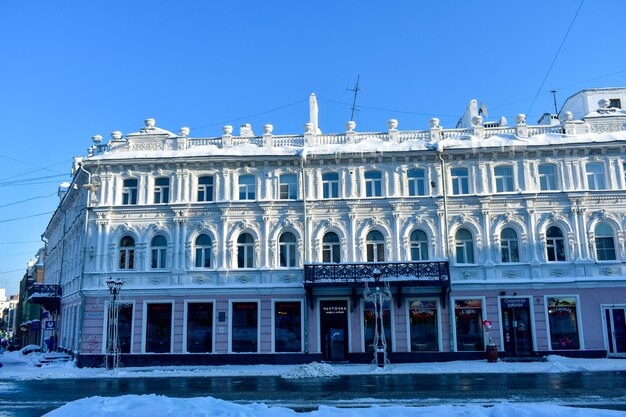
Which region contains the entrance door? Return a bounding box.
[604,307,626,356]
[320,300,349,361]
[500,298,533,357]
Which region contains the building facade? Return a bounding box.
[39,89,626,367]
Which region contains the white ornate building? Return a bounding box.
[36,88,626,367]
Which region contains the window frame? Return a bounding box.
[150,235,167,269]
[546,226,566,262]
[197,175,215,202]
[237,233,255,269]
[366,230,386,262]
[544,295,584,351]
[322,232,341,263]
[183,300,215,353]
[454,228,475,264]
[194,234,213,269]
[452,297,486,352]
[364,170,383,198]
[322,172,340,199]
[407,168,426,197]
[594,223,617,261]
[153,177,170,204]
[450,167,469,195]
[409,229,429,261]
[586,162,606,190]
[500,227,520,263]
[494,165,514,193]
[271,299,304,353]
[279,173,298,200]
[238,174,256,201]
[142,300,174,354]
[119,235,136,270]
[538,163,559,191]
[122,178,138,205]
[406,298,442,352]
[278,232,298,268]
[229,300,260,353]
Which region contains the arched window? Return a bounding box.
[279,232,297,267]
[237,233,255,268]
[195,234,212,268]
[546,226,566,262]
[410,230,429,261]
[500,228,519,263]
[322,232,341,263]
[595,223,616,261]
[119,236,135,270]
[150,235,167,269]
[455,228,474,264]
[366,230,385,262]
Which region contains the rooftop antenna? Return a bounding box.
[551,90,559,114]
[347,75,361,121]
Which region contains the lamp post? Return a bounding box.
[363,268,391,368]
[105,279,123,371]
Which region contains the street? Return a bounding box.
[1,371,626,417]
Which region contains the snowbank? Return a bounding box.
[282,362,339,379]
[43,395,625,417]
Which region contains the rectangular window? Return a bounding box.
[232,302,258,353]
[609,98,622,109]
[363,301,392,352]
[547,297,580,350]
[322,172,339,199]
[274,302,302,353]
[407,169,426,196]
[409,300,438,351]
[279,174,298,200]
[122,179,138,205]
[539,164,558,191]
[153,178,170,204]
[454,299,484,351]
[494,166,514,192]
[145,303,172,353]
[365,171,383,197]
[151,248,166,269]
[586,163,606,190]
[451,168,469,194]
[623,162,626,188]
[186,303,213,353]
[197,176,214,202]
[238,175,256,200]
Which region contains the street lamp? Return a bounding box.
[363,267,391,368]
[105,279,123,371]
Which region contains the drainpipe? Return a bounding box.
[435,147,455,353]
[300,155,309,354]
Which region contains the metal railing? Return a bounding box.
[304,261,449,285]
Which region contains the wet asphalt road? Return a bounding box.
[1,372,626,416]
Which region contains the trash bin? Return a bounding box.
[486,344,498,362]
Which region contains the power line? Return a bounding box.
[0,211,53,224]
[319,99,458,119]
[0,240,41,245]
[0,192,56,209]
[0,268,25,275]
[526,0,585,115]
[190,99,308,131]
[0,159,70,182]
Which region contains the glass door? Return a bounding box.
[500,298,533,357]
[604,307,626,355]
[320,300,348,361]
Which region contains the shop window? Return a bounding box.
[322,232,341,263]
[365,171,382,197]
[145,303,172,353]
[150,235,167,269]
[279,174,298,200]
[409,300,438,351]
[119,235,135,270]
[186,303,213,353]
[547,297,580,350]
[231,302,258,353]
[274,302,302,352]
[363,300,392,352]
[195,234,212,268]
[366,230,385,262]
[494,165,514,192]
[538,164,558,191]
[237,233,255,269]
[595,223,616,261]
[455,228,475,264]
[322,172,339,199]
[451,167,469,195]
[197,176,214,202]
[409,229,429,261]
[407,169,426,196]
[279,232,297,267]
[153,177,170,204]
[500,228,519,263]
[112,304,133,354]
[122,179,138,205]
[546,226,566,262]
[454,299,484,351]
[238,175,256,200]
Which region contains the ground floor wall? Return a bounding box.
[72,284,625,367]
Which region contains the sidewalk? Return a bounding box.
[3,351,626,380]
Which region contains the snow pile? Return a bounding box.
[43,395,626,417]
[282,361,338,379]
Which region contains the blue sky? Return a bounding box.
[0,1,625,295]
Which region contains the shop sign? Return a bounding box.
[322,305,347,314]
[502,298,529,308]
[44,321,56,330]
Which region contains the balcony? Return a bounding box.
[304,261,450,307]
[28,284,62,312]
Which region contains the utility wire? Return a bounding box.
[0,193,56,209]
[319,98,458,118]
[0,159,70,182]
[0,240,41,245]
[190,99,308,131]
[0,268,25,275]
[0,211,53,224]
[526,0,585,115]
